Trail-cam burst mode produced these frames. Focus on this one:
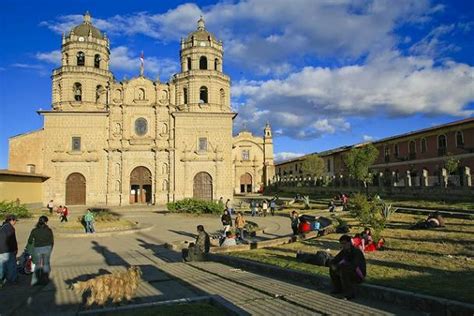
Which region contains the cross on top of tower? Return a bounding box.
[84,11,91,24]
[197,16,205,31]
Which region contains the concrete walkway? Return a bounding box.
[0,207,417,315]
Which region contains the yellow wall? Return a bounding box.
[0,176,44,205]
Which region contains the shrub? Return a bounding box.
[167,199,222,215]
[0,200,32,220]
[348,193,389,240]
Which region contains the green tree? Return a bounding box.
[344,143,379,196]
[300,155,325,184]
[444,153,460,175]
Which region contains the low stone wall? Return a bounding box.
[209,255,474,316]
[269,185,474,202]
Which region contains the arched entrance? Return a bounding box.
[130,167,152,204]
[66,173,86,205]
[240,173,252,193]
[193,172,213,201]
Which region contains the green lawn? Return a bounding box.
[230,212,474,303]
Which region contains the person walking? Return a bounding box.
[235,212,246,241]
[221,210,232,236]
[47,200,54,215]
[60,206,68,223]
[329,235,366,300]
[27,216,54,286]
[270,199,277,216]
[290,211,299,235]
[225,199,234,215]
[84,209,95,233]
[0,215,18,286]
[250,200,257,217]
[262,200,269,217]
[218,197,225,211]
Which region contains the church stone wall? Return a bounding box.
[9,130,44,174]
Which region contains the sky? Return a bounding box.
[0,0,473,168]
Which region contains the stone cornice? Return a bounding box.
[171,111,237,119]
[371,152,474,169]
[38,110,109,116]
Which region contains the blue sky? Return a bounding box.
[1,0,473,167]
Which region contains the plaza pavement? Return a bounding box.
[0,206,418,315]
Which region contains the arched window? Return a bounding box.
[162,179,169,191]
[214,58,219,71]
[456,131,464,148]
[394,144,399,158]
[183,87,188,104]
[199,86,208,103]
[187,57,192,71]
[73,82,82,101]
[199,56,207,70]
[136,88,145,100]
[220,88,225,106]
[438,134,447,155]
[65,53,69,66]
[421,138,427,153]
[94,54,101,68]
[96,85,104,103]
[409,140,416,159]
[77,51,85,66]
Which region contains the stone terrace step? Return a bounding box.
[158,262,319,316]
[189,262,391,316]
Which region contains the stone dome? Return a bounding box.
[186,16,217,42]
[71,12,104,39]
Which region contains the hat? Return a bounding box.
[5,214,18,222]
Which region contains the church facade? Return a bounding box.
[8,13,274,206]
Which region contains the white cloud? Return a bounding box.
[109,47,179,80]
[235,51,474,139]
[36,50,61,65]
[274,152,305,163]
[363,135,375,141]
[41,0,435,72]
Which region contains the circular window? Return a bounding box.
[135,118,148,136]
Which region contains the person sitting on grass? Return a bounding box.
[329,234,366,300]
[411,212,446,230]
[359,227,385,252]
[427,212,445,228]
[351,233,364,252]
[220,231,237,247]
[298,217,312,234]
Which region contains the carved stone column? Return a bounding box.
[421,169,428,187]
[405,170,412,187]
[463,166,472,187]
[441,168,448,188]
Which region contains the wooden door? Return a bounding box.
[193,172,213,201]
[240,173,252,193]
[130,167,152,204]
[65,173,86,205]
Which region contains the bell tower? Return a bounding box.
[173,17,230,112]
[51,12,113,111]
[263,122,275,185]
